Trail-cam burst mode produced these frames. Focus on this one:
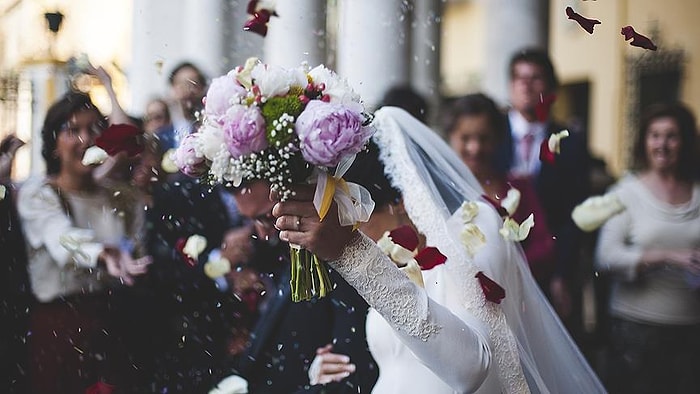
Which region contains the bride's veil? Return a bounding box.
[370,107,605,394]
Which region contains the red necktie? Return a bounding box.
[521,129,535,165]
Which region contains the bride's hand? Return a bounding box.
[308,344,356,385]
[272,184,356,261]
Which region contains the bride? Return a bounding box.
[272,107,605,393]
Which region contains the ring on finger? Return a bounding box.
[295,215,302,231]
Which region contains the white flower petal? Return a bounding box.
[548,129,570,154]
[209,374,248,394]
[501,187,521,216]
[399,259,424,288]
[0,184,5,201]
[204,258,232,279]
[161,149,179,173]
[572,193,625,232]
[460,223,486,258]
[81,146,108,166]
[460,201,480,223]
[183,234,208,260]
[499,213,535,241]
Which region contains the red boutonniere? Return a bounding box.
[621,25,658,51]
[176,238,196,267]
[565,7,601,34]
[95,124,144,157]
[176,235,207,267]
[475,271,505,304]
[534,93,556,123]
[85,381,115,394]
[244,0,278,37]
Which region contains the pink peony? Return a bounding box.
[205,74,247,124]
[174,133,208,177]
[222,105,268,158]
[295,100,372,167]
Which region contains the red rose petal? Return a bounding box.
[85,381,115,394]
[475,271,505,304]
[388,225,420,251]
[95,123,144,157]
[414,247,447,270]
[621,25,658,51]
[565,7,601,35]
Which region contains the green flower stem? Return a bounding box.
[289,244,333,302]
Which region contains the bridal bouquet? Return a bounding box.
[174,57,375,302]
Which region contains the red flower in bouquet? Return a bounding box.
[565,7,601,34]
[621,26,658,51]
[475,271,505,304]
[95,123,143,157]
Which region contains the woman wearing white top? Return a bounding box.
[595,102,700,393]
[17,92,151,393]
[273,107,605,393]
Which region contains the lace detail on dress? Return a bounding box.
[372,114,530,393]
[330,233,440,341]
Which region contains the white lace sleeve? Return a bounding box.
[330,232,492,393]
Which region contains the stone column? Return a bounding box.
[411,0,443,122]
[182,0,225,76]
[482,0,549,106]
[222,0,265,70]
[264,0,327,68]
[336,0,411,109]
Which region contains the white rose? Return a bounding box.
[81,146,108,166]
[572,193,625,232]
[251,63,292,98]
[308,65,361,108]
[197,123,226,161]
[235,57,259,90]
[499,213,535,242]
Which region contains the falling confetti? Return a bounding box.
[621,25,658,51]
[565,6,601,34]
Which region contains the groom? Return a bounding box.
[227,180,378,394]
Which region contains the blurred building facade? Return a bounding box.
[0,0,698,180]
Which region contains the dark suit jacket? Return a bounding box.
[236,242,378,394]
[120,176,249,394]
[496,115,591,280]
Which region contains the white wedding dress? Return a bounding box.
[329,107,606,394]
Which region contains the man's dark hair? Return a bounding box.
[508,47,559,91]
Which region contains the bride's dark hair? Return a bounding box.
[344,141,401,208]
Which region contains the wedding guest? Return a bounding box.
[278,107,605,393]
[495,47,591,331]
[143,97,172,134]
[168,61,207,136]
[0,134,25,184]
[595,102,700,393]
[17,92,152,394]
[220,181,378,394]
[144,174,255,394]
[445,93,556,288]
[0,182,32,394]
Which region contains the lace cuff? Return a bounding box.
[330,232,440,341]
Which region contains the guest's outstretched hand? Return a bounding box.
[308,344,356,385]
[272,184,357,261]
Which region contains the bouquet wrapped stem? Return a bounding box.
[289,244,333,302]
